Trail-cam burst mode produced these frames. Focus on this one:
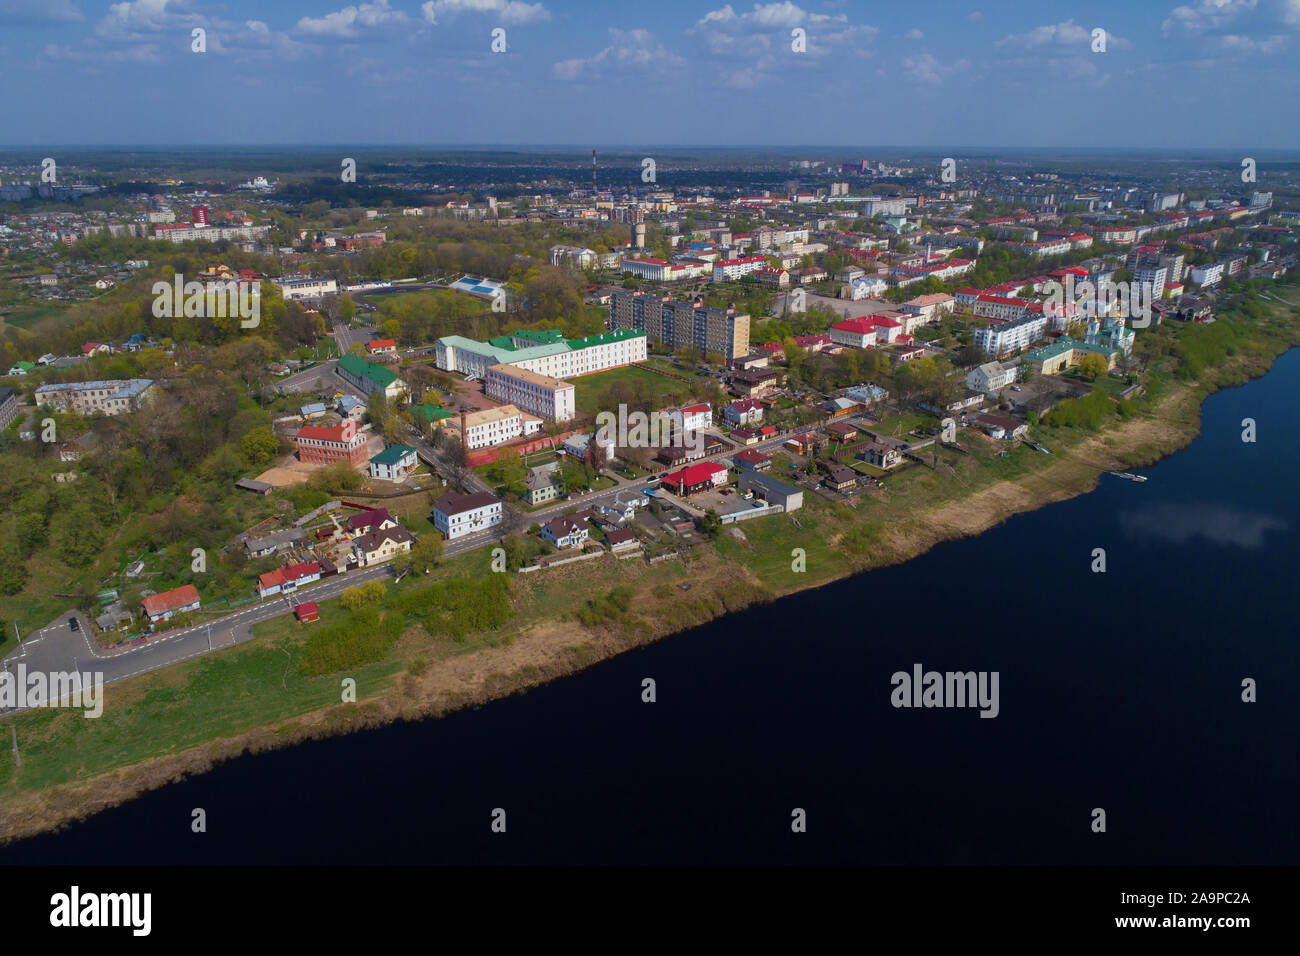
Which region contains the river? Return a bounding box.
[4,350,1299,864]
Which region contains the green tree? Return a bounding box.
[240,426,280,467]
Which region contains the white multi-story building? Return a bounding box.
[711,255,768,282]
[550,245,599,268]
[1190,263,1224,287]
[437,329,646,382]
[35,378,155,416]
[274,276,338,300]
[621,257,675,281]
[448,404,542,450]
[485,364,576,422]
[973,313,1048,357]
[1132,264,1167,302]
[842,275,887,300]
[669,402,712,434]
[433,491,502,541]
[966,361,1018,394]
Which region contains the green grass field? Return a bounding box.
[572,364,691,416]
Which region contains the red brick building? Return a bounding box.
[295,424,369,466]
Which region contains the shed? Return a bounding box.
[294,602,320,623]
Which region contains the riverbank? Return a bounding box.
[2,300,1298,844]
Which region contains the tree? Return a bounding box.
[495,447,526,496]
[1077,352,1109,380]
[240,426,280,467]
[339,295,356,321]
[395,533,443,574]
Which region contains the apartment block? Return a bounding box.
[609,291,750,360]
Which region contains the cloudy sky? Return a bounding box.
[0,0,1297,148]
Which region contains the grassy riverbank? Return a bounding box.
[2,291,1299,844]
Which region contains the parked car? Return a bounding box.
[68,617,79,631]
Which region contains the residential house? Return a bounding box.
[733,448,772,473]
[823,465,858,491]
[526,462,564,506]
[827,421,859,443]
[972,413,1028,440]
[433,490,502,540]
[352,526,415,567]
[857,440,903,470]
[723,398,764,426]
[541,513,590,549]
[729,367,780,398]
[605,527,639,553]
[368,444,418,481]
[346,507,398,535]
[785,432,828,456]
[141,584,200,625]
[256,562,322,599]
[669,402,712,436]
[244,527,307,558]
[336,395,366,420]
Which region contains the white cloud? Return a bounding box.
[421,0,550,25]
[996,18,1131,51]
[1162,0,1258,36]
[1219,31,1286,50]
[905,28,924,40]
[296,0,408,39]
[553,27,683,81]
[901,52,969,86]
[967,10,984,21]
[691,2,877,58]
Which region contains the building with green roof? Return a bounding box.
[1025,337,1119,376]
[367,444,418,481]
[338,352,406,399]
[411,403,453,425]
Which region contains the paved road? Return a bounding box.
[0,565,394,716]
[0,376,857,710]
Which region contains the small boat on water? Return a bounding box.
[1110,471,1148,482]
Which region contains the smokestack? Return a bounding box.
[592,149,597,192]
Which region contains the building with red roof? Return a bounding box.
[660,461,728,496]
[829,316,879,349]
[257,561,322,599]
[141,584,200,625]
[294,423,370,466]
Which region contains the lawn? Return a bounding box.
[572,364,692,416]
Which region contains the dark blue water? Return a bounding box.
[5,351,1299,865]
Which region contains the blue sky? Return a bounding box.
[0,0,1297,148]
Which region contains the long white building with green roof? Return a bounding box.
[435,328,646,380]
[435,327,647,422]
[338,352,407,400]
